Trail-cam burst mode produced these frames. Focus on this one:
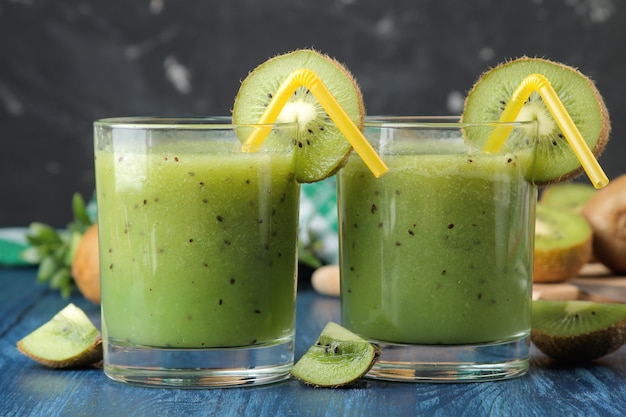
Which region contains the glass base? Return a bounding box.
[366,336,530,383]
[103,337,294,388]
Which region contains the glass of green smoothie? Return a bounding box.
[338,116,537,382]
[94,117,300,388]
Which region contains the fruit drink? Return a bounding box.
[96,132,299,348]
[339,135,536,345]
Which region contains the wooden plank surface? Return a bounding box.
[3,267,626,417]
[534,263,626,302]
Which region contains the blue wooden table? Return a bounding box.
[2,266,626,417]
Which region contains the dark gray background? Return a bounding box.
[1,0,624,227]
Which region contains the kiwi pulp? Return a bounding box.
[462,57,610,185]
[290,322,380,387]
[539,182,597,214]
[232,49,365,183]
[532,300,626,362]
[534,203,592,283]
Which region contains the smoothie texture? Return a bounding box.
[96,134,299,349]
[338,138,536,345]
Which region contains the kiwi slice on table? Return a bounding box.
[534,203,592,283]
[532,300,626,362]
[462,57,610,184]
[17,303,102,368]
[232,49,365,183]
[539,182,597,214]
[581,174,626,273]
[291,322,380,387]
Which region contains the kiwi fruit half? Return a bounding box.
[17,303,102,368]
[539,182,597,214]
[534,203,593,283]
[532,300,626,362]
[462,57,610,185]
[232,49,365,183]
[290,322,380,387]
[581,174,626,273]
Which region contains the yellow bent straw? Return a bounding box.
[483,73,608,189]
[242,68,388,178]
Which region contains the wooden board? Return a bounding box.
[533,263,626,302]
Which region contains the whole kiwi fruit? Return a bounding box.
[581,174,626,273]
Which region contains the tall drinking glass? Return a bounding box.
[94,117,300,387]
[338,117,537,382]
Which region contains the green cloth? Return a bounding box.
[0,228,30,266]
[299,177,339,265]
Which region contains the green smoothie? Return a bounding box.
[96,136,299,349]
[338,138,536,345]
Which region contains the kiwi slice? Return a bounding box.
[532,300,626,362]
[232,49,365,183]
[581,174,626,272]
[534,203,592,283]
[539,182,597,214]
[290,322,380,387]
[17,303,102,368]
[462,57,610,184]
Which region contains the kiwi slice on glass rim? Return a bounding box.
[462,57,610,185]
[232,49,365,183]
[532,300,626,362]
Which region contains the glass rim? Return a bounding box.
[94,115,537,130]
[93,116,298,130]
[364,115,537,129]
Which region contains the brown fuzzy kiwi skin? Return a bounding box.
[581,174,626,273]
[463,56,611,186]
[71,224,100,304]
[532,319,626,362]
[17,336,103,369]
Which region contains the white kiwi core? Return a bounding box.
[535,218,559,239]
[277,101,318,133]
[516,101,557,137]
